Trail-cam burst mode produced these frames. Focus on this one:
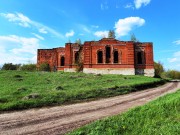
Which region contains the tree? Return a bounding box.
[130,33,138,42]
[39,62,51,71]
[1,63,20,70]
[163,70,180,79]
[108,30,115,38]
[20,64,36,71]
[76,39,81,44]
[154,61,164,78]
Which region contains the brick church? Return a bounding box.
[37,38,154,77]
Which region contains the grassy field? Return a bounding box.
[68,89,180,135]
[0,71,164,111]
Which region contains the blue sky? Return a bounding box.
[0,0,180,71]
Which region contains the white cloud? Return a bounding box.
[168,58,177,63]
[0,13,31,27]
[168,51,180,63]
[134,0,151,9]
[114,17,145,38]
[83,26,91,33]
[0,12,64,38]
[173,40,180,45]
[94,31,109,38]
[65,30,75,38]
[32,33,44,40]
[124,3,134,9]
[39,28,48,34]
[0,35,40,64]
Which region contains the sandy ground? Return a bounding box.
[0,82,179,135]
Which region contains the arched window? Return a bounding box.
[75,52,79,64]
[113,50,118,63]
[97,51,103,63]
[106,46,111,63]
[137,52,143,64]
[60,56,65,66]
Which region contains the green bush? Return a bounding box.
[1,63,21,70]
[154,61,164,78]
[20,64,36,71]
[163,70,180,79]
[39,62,51,71]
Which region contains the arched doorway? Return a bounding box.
[137,52,143,64]
[106,46,111,63]
[60,56,65,66]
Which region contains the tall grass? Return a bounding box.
[69,89,180,135]
[0,71,163,111]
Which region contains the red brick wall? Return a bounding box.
[83,39,135,69]
[135,42,154,69]
[37,38,154,71]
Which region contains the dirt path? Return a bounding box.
[0,82,180,135]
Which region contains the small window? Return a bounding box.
[97,51,103,63]
[60,56,65,66]
[137,52,143,64]
[113,51,118,63]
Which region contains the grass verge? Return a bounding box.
[0,71,164,112]
[68,89,180,135]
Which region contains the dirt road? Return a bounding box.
[0,82,179,135]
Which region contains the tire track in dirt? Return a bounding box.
[0,82,179,135]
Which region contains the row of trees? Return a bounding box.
[154,62,180,79]
[1,63,51,72]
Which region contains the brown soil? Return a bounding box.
[0,82,179,135]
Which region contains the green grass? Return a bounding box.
[68,89,180,135]
[0,70,164,111]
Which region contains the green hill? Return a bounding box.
[0,71,163,111]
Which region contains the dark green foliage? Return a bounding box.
[56,86,64,90]
[39,62,51,71]
[108,30,115,38]
[76,39,82,44]
[1,63,21,70]
[14,74,23,78]
[0,71,163,111]
[20,64,36,71]
[154,61,180,79]
[130,33,138,42]
[163,70,180,79]
[69,89,180,135]
[154,61,164,78]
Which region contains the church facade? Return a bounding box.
[37,38,154,77]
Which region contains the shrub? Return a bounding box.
[163,70,180,79]
[154,61,164,78]
[39,62,51,71]
[21,64,36,71]
[1,63,21,70]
